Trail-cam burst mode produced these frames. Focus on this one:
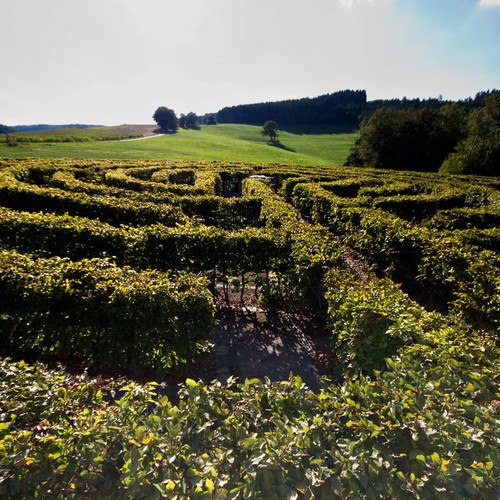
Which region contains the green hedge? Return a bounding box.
[456,227,500,252]
[194,170,222,195]
[0,208,289,291]
[372,191,468,221]
[0,207,135,263]
[1,341,498,498]
[245,178,342,317]
[179,196,262,229]
[289,181,500,329]
[0,174,186,227]
[137,223,287,297]
[105,168,214,196]
[426,206,500,230]
[151,168,196,185]
[325,268,454,373]
[0,168,260,230]
[0,250,214,374]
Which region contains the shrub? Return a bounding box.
[0,250,214,374]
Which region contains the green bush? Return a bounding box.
[325,269,452,373]
[0,250,214,374]
[1,350,498,498]
[0,206,135,263]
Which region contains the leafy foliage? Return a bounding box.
[440,91,500,176]
[1,343,498,498]
[153,106,179,132]
[0,158,499,497]
[0,250,214,374]
[346,106,467,172]
[261,120,279,143]
[288,176,500,329]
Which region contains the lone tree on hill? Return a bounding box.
[153,107,178,132]
[262,120,279,143]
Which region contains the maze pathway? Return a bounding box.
[211,306,331,392]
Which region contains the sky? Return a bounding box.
[1,0,499,126]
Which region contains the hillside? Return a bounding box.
[0,123,357,165]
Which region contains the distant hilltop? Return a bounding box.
[12,124,102,132]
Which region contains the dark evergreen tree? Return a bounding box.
[217,90,367,126]
[359,97,450,125]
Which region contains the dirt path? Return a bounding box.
[210,306,333,392]
[118,133,166,142]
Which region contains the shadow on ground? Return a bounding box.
[211,306,333,392]
[267,141,296,152]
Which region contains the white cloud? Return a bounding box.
[479,0,500,6]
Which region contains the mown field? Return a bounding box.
[0,158,499,497]
[0,123,357,165]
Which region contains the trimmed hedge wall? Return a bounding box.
[0,250,214,374]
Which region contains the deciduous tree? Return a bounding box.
[205,114,217,125]
[345,106,467,172]
[440,91,499,176]
[152,107,178,132]
[185,112,198,129]
[262,120,279,143]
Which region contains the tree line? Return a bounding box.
[153,87,498,176]
[153,90,369,132]
[346,90,499,176]
[152,107,218,132]
[213,90,496,129]
[216,90,367,126]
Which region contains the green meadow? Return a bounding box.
[0,124,357,165]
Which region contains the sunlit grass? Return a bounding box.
[0,124,358,165]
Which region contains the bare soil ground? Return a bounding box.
[210,306,334,392]
[203,284,336,392]
[106,124,163,136]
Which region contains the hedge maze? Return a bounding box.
[0,158,498,497]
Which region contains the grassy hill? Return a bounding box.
[0,123,357,165]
